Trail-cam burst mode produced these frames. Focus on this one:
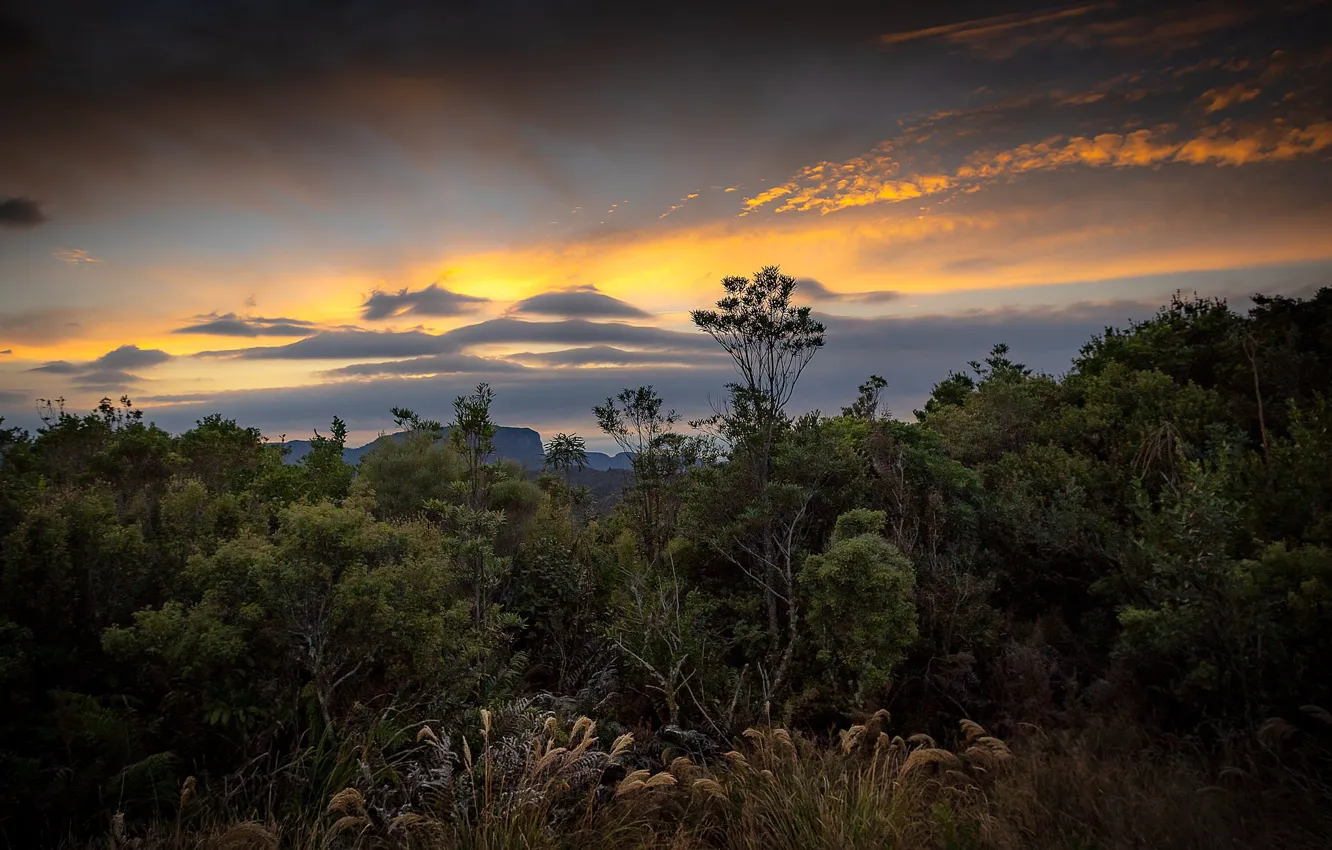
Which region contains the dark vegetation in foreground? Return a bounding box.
[2,269,1331,848]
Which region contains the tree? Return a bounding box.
[430,383,505,628]
[800,509,918,709]
[594,387,702,565]
[842,375,888,420]
[302,416,354,503]
[690,266,826,451]
[353,430,464,521]
[176,414,269,493]
[690,268,825,673]
[543,433,589,483]
[390,406,443,437]
[450,384,498,511]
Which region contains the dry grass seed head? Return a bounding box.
[644,771,678,789]
[327,787,366,817]
[723,750,749,770]
[480,708,493,736]
[960,719,986,744]
[535,746,570,775]
[899,748,962,779]
[616,769,652,798]
[840,725,866,754]
[417,724,439,744]
[179,775,197,809]
[571,732,598,757]
[668,756,695,778]
[976,736,1011,758]
[772,728,794,754]
[907,733,937,748]
[610,732,634,759]
[571,716,595,743]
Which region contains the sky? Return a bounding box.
[1,0,1330,450]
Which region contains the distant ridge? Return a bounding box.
[275,425,634,471]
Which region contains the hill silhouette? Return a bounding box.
[276,425,635,470]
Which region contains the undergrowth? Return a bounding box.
[83,705,1332,850]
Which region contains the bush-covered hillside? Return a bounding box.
[2,270,1330,848]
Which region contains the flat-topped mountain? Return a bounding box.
[275,426,634,471]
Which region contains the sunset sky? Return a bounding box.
[2,0,1330,449]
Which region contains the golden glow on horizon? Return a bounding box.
[8,199,1332,383]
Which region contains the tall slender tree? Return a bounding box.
[691,267,825,668]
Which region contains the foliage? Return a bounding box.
[3,281,1332,846]
[799,510,918,709]
[543,433,589,479]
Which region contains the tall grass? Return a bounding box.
[84,709,1331,850]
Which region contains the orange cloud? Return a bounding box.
[1199,82,1261,112]
[1174,121,1332,165]
[744,120,1332,216]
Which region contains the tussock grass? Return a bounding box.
[84,713,1332,850]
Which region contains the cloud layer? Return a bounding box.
[361,283,491,320]
[172,314,321,337]
[507,285,650,319]
[0,0,1328,446]
[27,345,172,391]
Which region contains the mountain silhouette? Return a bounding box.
[276,425,634,471]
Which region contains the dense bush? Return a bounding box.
[2,278,1332,847]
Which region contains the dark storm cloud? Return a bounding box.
[796,278,902,306]
[0,349,12,355]
[4,0,1324,208]
[91,344,172,370]
[361,284,490,321]
[0,390,27,407]
[0,0,1063,210]
[171,313,320,337]
[3,0,1007,99]
[508,285,650,319]
[0,197,44,228]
